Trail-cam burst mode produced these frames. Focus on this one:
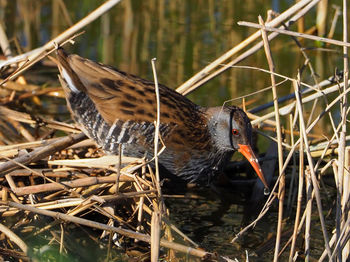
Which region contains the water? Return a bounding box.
[0,0,344,260]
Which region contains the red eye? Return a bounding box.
[232,129,239,136]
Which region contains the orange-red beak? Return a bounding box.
[238,144,269,191]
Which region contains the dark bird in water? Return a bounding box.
[56,47,269,190]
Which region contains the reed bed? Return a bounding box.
[0,0,348,261]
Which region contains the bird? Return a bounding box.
[55,47,269,190]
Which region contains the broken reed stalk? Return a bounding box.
[259,15,285,262]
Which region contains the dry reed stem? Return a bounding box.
[293,80,332,259]
[59,223,64,254]
[115,144,122,194]
[151,211,161,262]
[259,15,285,261]
[247,73,341,256]
[2,157,75,194]
[283,20,336,131]
[332,204,350,260]
[151,58,163,261]
[8,175,133,196]
[304,168,312,261]
[0,105,80,133]
[0,132,86,176]
[151,58,163,201]
[343,147,350,258]
[3,201,211,259]
[337,1,349,260]
[0,223,28,254]
[48,155,140,169]
[289,97,304,262]
[252,79,350,126]
[0,22,12,57]
[136,162,147,233]
[286,114,296,212]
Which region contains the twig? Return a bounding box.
[0,223,28,254]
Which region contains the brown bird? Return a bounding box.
[56,47,269,189]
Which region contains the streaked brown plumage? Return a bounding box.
[56,47,269,188]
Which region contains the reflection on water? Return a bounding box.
[0,0,344,260]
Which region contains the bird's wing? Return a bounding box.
[56,48,210,151]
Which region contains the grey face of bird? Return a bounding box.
[206,106,269,190]
[206,106,251,152]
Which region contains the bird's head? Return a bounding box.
[206,106,269,192]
